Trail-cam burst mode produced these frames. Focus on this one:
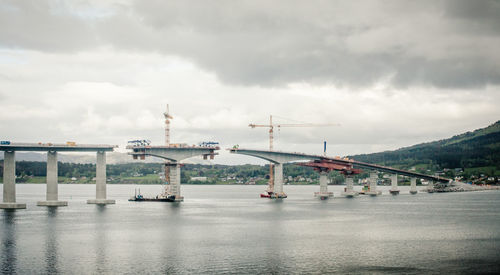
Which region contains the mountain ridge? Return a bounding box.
[350,120,500,171]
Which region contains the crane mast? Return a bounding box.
[163,104,173,195]
[165,104,172,145]
[268,115,274,193]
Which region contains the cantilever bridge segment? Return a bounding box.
[229,148,450,198]
[127,145,220,201]
[0,142,118,209]
[229,148,321,198]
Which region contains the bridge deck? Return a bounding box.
[0,143,117,152]
[230,148,450,183]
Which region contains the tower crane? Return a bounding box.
[249,115,340,196]
[163,104,173,195]
[164,104,173,146]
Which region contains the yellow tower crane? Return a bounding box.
[249,115,339,196]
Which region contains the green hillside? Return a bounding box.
[350,121,500,179]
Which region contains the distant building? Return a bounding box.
[191,176,207,181]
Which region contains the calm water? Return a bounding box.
[1,184,500,274]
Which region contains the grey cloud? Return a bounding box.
[445,0,500,30]
[1,0,499,89]
[0,0,98,52]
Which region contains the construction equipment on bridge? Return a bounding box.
[249,115,340,198]
[128,139,151,146]
[297,159,363,176]
[199,141,219,147]
[298,159,362,200]
[128,140,151,160]
[200,142,219,159]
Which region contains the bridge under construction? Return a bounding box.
[0,108,456,208]
[229,148,450,200]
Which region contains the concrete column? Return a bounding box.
[341,175,357,198]
[1,151,26,209]
[273,163,284,195]
[87,151,115,204]
[427,180,434,192]
[314,171,333,200]
[389,174,400,195]
[37,151,67,206]
[367,172,381,196]
[345,176,354,192]
[319,172,328,193]
[169,163,183,201]
[315,170,333,199]
[410,177,418,194]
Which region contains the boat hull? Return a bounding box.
[260,192,287,199]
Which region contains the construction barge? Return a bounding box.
[128,188,183,202]
[260,190,288,199]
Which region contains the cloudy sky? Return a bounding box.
[1,0,499,164]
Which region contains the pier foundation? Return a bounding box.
[1,151,26,209]
[410,177,418,194]
[87,151,115,204]
[315,171,333,199]
[273,163,286,198]
[37,151,67,207]
[427,180,434,192]
[367,172,381,196]
[342,176,358,197]
[389,174,400,195]
[169,163,183,201]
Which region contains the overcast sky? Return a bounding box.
[1,0,499,164]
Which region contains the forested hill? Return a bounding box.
[350,121,500,171]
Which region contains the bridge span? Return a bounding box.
[229,148,450,198]
[127,145,220,201]
[0,142,118,209]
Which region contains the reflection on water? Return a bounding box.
[45,207,59,275]
[159,204,181,274]
[1,185,500,274]
[95,205,109,274]
[1,211,17,274]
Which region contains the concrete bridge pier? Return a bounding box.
[410,177,418,194]
[315,171,333,199]
[87,151,115,204]
[367,172,381,196]
[389,174,400,195]
[169,163,184,202]
[0,151,26,209]
[273,163,286,198]
[37,151,67,207]
[342,176,358,197]
[427,180,434,192]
